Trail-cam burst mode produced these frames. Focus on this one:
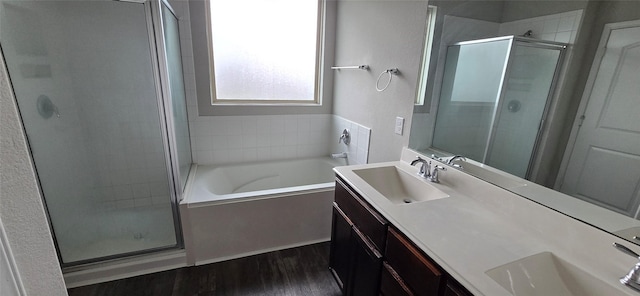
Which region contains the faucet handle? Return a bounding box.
[339,129,350,144]
[427,165,446,183]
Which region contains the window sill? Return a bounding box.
[211,102,322,107]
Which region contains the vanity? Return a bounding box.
[329,147,640,296]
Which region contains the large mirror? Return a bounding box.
[409,0,640,245]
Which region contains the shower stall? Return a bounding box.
[0,0,192,267]
[431,36,566,179]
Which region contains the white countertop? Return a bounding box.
[333,148,640,296]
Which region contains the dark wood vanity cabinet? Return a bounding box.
[380,262,414,296]
[384,227,444,296]
[443,279,474,296]
[330,177,473,296]
[349,226,383,296]
[330,178,387,295]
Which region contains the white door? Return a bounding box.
[559,20,640,217]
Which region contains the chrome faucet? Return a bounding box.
[411,156,430,178]
[446,155,466,169]
[447,155,466,164]
[331,152,347,159]
[614,242,640,291]
[410,156,446,183]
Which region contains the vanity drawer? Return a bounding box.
[385,227,444,296]
[335,178,388,251]
[380,262,414,296]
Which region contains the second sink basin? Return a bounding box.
[486,252,620,296]
[352,166,449,204]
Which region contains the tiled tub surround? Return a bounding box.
[190,115,371,166]
[330,116,371,165]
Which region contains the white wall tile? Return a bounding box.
[498,10,583,45]
[193,136,212,151]
[227,149,244,163]
[329,115,372,165]
[558,15,576,32]
[227,135,243,149]
[212,150,230,163]
[555,31,571,43]
[152,196,170,205]
[242,148,258,162]
[243,134,257,148]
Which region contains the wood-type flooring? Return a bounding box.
[67,242,341,296]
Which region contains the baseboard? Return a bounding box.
[194,238,330,266]
[65,239,331,288]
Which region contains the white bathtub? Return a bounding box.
[179,157,344,265]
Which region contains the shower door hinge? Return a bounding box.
[578,115,586,127]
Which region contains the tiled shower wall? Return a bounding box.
[499,10,583,44]
[170,0,371,166]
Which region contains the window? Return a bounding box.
[206,0,324,105]
[415,5,437,105]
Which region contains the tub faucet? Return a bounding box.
[331,152,347,159]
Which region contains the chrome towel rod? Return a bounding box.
[331,65,369,70]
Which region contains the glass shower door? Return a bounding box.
[157,1,193,194]
[1,0,179,265]
[431,39,511,161]
[486,44,562,178]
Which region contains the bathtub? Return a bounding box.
[179,157,344,265]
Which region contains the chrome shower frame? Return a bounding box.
[443,36,567,180]
[0,0,192,270]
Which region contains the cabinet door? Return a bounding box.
[349,226,383,296]
[335,179,388,252]
[444,279,473,296]
[329,203,353,292]
[380,262,414,296]
[385,227,444,296]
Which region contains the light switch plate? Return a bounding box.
[395,117,404,135]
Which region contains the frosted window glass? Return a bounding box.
[209,0,319,101]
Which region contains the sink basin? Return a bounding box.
[486,252,620,296]
[352,166,449,204]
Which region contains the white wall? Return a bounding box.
[332,0,430,163]
[0,47,68,295]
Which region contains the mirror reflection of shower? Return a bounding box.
[431,36,566,179]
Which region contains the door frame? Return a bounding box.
[554,19,640,190]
